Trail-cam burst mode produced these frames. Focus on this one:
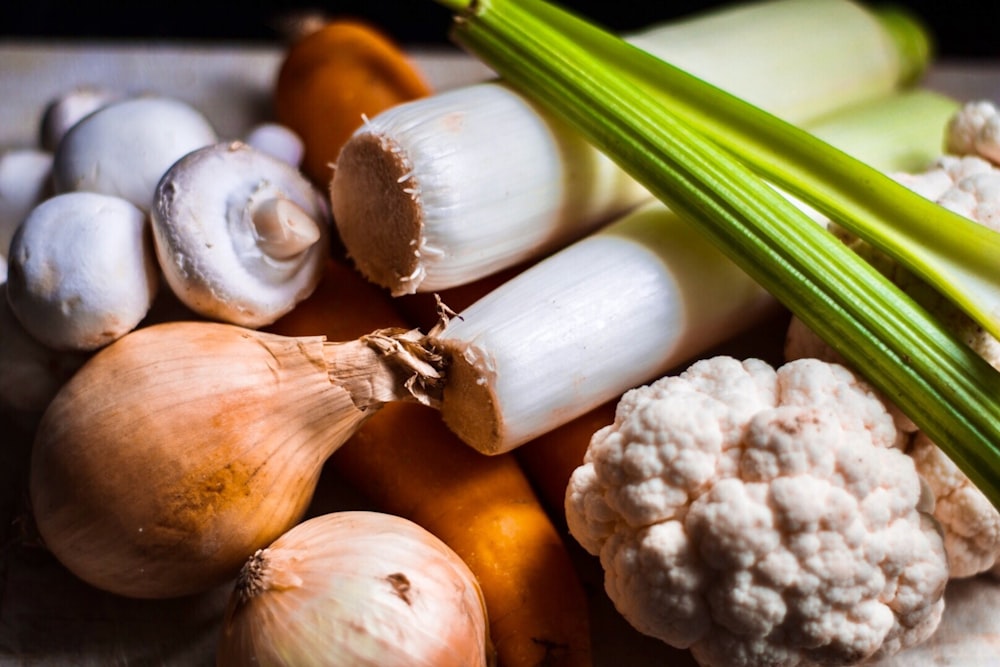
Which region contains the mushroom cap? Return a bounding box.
[52,96,218,210]
[39,85,124,152]
[6,191,160,351]
[0,148,54,257]
[244,122,306,167]
[0,284,89,417]
[151,141,330,328]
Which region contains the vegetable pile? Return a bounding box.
[3,0,1000,665]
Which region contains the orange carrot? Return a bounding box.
[273,20,433,186]
[267,258,593,667]
[394,262,533,331]
[514,402,617,527]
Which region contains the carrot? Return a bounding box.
[273,20,433,186]
[395,261,534,331]
[267,258,593,667]
[514,402,617,527]
[263,257,401,339]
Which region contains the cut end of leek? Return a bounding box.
[872,5,934,86]
[332,132,426,295]
[435,339,505,455]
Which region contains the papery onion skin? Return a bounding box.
[217,511,495,667]
[29,321,371,599]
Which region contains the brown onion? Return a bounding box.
[217,511,495,667]
[29,320,440,598]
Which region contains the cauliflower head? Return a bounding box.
[566,356,948,667]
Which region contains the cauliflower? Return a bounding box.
[565,356,948,667]
[908,433,1000,578]
[945,99,1000,164]
[785,100,1000,578]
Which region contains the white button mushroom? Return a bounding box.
[0,284,89,421]
[39,84,124,152]
[151,141,329,328]
[6,191,160,351]
[52,96,218,210]
[0,148,54,259]
[244,122,306,168]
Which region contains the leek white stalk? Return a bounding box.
[431,89,958,454]
[332,83,648,295]
[433,201,778,452]
[331,0,930,295]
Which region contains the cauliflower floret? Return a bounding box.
[945,100,1000,164]
[566,356,948,667]
[908,433,1000,578]
[785,119,1000,578]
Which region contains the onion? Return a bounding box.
[217,511,495,667]
[29,320,440,598]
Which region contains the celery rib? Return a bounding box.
[515,0,1000,344]
[439,0,1000,508]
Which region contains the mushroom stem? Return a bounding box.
[252,197,323,260]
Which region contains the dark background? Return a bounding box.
[1,1,995,59]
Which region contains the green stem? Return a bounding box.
[441,0,1000,508]
[519,0,1000,343]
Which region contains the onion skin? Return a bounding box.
[217,511,495,667]
[29,321,370,598]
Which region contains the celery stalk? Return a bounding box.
[436,0,1000,507]
[499,0,1000,342]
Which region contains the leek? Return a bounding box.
[432,89,959,455]
[434,0,1000,508]
[332,0,934,296]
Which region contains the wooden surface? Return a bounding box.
[2,41,1000,666]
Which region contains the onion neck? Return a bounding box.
[235,548,305,605]
[323,327,447,410]
[235,549,271,604]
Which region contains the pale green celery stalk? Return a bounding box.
[436,0,1000,507]
[513,0,1000,342]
